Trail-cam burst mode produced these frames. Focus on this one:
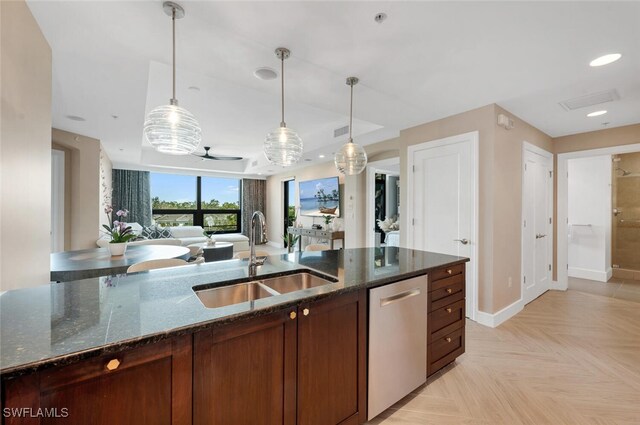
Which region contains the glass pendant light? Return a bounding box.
[335,77,367,175]
[144,2,201,155]
[264,48,303,166]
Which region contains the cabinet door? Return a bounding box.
[297,290,367,425]
[193,310,297,425]
[2,336,192,425]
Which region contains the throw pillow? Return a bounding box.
[156,226,173,239]
[141,226,157,239]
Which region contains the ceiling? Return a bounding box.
[27,1,640,177]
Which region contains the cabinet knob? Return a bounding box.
[303,308,310,316]
[289,311,297,320]
[446,308,452,313]
[447,269,452,275]
[446,288,453,294]
[105,358,121,371]
[445,337,452,343]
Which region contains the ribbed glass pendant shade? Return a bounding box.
[334,139,368,175]
[264,126,303,166]
[144,103,202,155]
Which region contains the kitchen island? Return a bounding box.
[1,248,468,425]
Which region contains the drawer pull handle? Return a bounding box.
[446,288,453,294]
[446,308,452,313]
[106,359,121,371]
[447,269,452,275]
[289,311,297,320]
[303,308,310,316]
[445,337,452,343]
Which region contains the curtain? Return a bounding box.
[112,169,152,226]
[241,179,267,243]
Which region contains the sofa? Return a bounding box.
[97,224,250,252]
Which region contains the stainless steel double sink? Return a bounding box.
[194,272,336,309]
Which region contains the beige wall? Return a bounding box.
[1,0,52,290]
[492,105,552,311]
[52,129,109,250]
[554,124,640,154]
[399,105,497,312]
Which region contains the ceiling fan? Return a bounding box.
[192,146,243,161]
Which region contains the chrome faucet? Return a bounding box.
[249,211,268,277]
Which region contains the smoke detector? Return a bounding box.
[254,67,278,80]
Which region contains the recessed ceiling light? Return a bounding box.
[188,86,200,91]
[254,67,278,81]
[587,110,607,117]
[257,172,262,175]
[66,115,86,121]
[374,12,387,23]
[589,53,622,67]
[119,148,124,151]
[111,114,119,119]
[304,158,312,162]
[319,154,325,158]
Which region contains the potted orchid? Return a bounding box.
[102,206,136,256]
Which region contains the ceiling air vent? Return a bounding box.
[559,89,620,111]
[334,125,349,138]
[251,160,258,167]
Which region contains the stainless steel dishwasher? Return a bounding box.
[368,275,428,420]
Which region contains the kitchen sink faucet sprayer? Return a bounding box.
[249,211,268,277]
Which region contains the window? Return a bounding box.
[151,173,241,234]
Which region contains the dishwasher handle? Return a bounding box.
[380,288,421,307]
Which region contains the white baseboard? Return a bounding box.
[568,266,609,282]
[475,298,524,328]
[549,280,567,291]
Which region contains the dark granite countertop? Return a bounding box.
[1,248,467,379]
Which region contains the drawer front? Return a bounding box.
[430,272,464,292]
[429,327,464,365]
[317,231,330,238]
[429,279,464,312]
[429,300,465,335]
[430,264,464,283]
[428,327,465,376]
[303,229,315,236]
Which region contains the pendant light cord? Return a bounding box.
[349,82,354,142]
[280,55,285,127]
[171,7,177,103]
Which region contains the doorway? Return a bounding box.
[365,158,400,248]
[521,142,553,305]
[407,131,479,321]
[283,179,296,248]
[557,143,640,289]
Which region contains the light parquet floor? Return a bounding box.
[368,290,640,425]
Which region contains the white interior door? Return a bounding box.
[522,144,553,305]
[409,132,478,320]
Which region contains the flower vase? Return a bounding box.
[108,242,128,256]
[288,244,295,254]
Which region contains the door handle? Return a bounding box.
[453,239,469,245]
[535,234,547,239]
[380,288,421,307]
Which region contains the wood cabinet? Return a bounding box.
[193,290,367,425]
[1,335,192,425]
[427,264,466,376]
